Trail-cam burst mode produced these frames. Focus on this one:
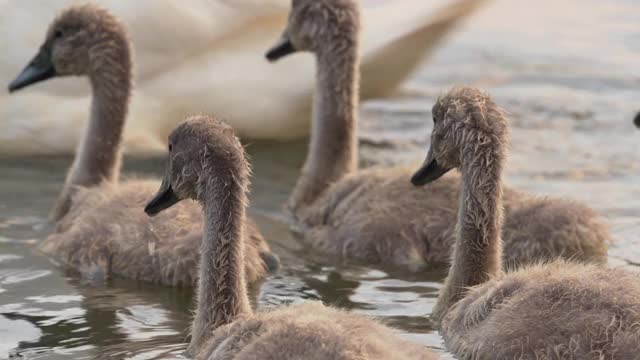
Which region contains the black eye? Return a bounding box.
[168,144,172,152]
[54,29,63,39]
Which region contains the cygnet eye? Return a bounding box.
[54,29,64,39]
[168,143,173,152]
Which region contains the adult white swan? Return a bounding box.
[1,0,488,154]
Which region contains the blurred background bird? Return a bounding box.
[0,0,488,155]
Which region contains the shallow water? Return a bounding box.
[1,0,639,358]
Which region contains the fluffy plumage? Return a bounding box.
[199,302,438,360]
[442,262,640,359]
[298,169,609,271]
[151,114,438,359]
[418,87,638,360]
[271,0,609,271]
[10,4,276,285]
[44,179,271,286]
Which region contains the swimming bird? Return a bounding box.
[0,0,489,154]
[265,0,609,272]
[145,114,439,359]
[9,4,277,286]
[412,86,640,359]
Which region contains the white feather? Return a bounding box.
[0,0,488,154]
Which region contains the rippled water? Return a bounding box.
[1,0,639,358]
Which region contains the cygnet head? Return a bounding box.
[411,86,508,186]
[144,115,249,216]
[265,0,360,61]
[8,4,129,92]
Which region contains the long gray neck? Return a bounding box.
[432,142,505,322]
[288,42,360,212]
[188,173,252,354]
[51,36,132,222]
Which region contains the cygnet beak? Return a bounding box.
[145,180,180,216]
[265,34,297,62]
[411,157,451,186]
[9,47,57,92]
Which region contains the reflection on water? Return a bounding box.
[1,0,639,358]
[0,154,450,359]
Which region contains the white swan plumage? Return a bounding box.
[1,0,488,154]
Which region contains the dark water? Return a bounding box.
[0,152,448,359]
[1,0,640,358]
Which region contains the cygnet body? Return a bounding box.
[145,114,439,359]
[9,4,277,286]
[412,87,640,359]
[266,0,609,272]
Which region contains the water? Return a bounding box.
[1,0,639,358]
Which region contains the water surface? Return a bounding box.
[1,0,639,358]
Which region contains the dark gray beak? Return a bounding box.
[265,35,296,62]
[634,112,640,128]
[8,47,57,92]
[411,153,451,186]
[144,179,180,216]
